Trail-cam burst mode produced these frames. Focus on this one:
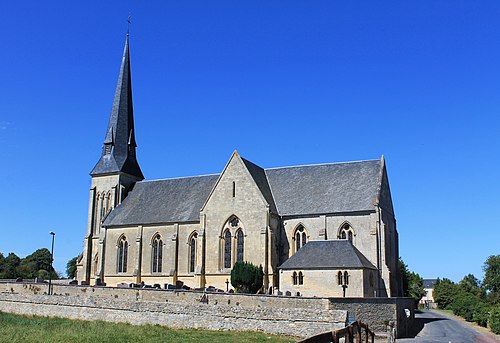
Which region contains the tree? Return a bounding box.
[0,252,5,278]
[230,261,263,294]
[458,274,486,299]
[18,248,55,279]
[399,258,425,303]
[66,256,79,279]
[483,255,500,296]
[3,253,21,279]
[433,278,459,309]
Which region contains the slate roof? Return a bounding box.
[241,158,277,213]
[91,35,144,179]
[104,174,218,226]
[423,279,437,289]
[265,160,381,216]
[104,158,382,226]
[278,240,377,270]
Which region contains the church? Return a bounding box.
[76,35,402,298]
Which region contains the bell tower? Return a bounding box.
[78,34,144,285]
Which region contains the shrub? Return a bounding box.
[473,302,490,327]
[490,306,500,334]
[230,261,263,294]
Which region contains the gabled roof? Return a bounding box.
[104,174,218,226]
[104,157,384,226]
[423,279,438,289]
[266,159,381,216]
[278,240,376,270]
[241,157,277,213]
[90,35,144,179]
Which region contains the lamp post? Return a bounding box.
[48,231,55,295]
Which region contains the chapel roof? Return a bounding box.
[104,158,383,226]
[278,240,377,270]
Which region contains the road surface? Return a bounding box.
[398,310,498,343]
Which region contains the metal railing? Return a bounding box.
[299,320,375,343]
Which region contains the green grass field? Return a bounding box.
[0,311,295,343]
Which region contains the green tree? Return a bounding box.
[433,278,459,309]
[66,256,79,279]
[458,274,485,300]
[18,248,55,279]
[483,255,500,303]
[399,258,425,303]
[0,252,5,278]
[230,261,263,294]
[3,253,21,279]
[490,306,500,334]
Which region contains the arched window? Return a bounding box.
[337,271,343,285]
[298,272,304,285]
[339,223,354,243]
[344,271,349,285]
[292,272,298,285]
[224,230,232,268]
[236,229,244,262]
[189,232,198,273]
[294,225,307,252]
[152,234,163,273]
[117,236,128,273]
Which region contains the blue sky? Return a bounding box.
[0,1,498,282]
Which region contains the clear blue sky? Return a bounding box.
[0,1,498,282]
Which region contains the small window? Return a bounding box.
[232,181,236,198]
[117,236,128,273]
[189,232,198,273]
[344,271,349,285]
[292,272,298,285]
[339,224,354,243]
[224,230,232,268]
[337,271,343,285]
[294,226,307,252]
[298,272,304,285]
[152,234,163,273]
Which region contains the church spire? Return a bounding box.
[90,35,144,179]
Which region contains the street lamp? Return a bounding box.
[48,231,55,295]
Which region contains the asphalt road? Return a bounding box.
[398,310,498,343]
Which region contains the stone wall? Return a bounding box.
[0,283,413,338]
[0,283,346,339]
[327,297,415,337]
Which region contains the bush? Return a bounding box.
[230,261,263,294]
[473,302,490,327]
[490,306,500,334]
[450,292,477,322]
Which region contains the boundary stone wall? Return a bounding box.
[0,283,414,338]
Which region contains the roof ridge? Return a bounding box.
[138,173,220,183]
[264,158,380,171]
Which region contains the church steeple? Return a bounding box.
[90,35,144,180]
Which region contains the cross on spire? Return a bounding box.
[127,15,131,36]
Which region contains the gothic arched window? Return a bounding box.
[337,271,343,285]
[292,272,298,285]
[236,229,244,262]
[189,232,198,273]
[344,271,349,285]
[152,234,163,273]
[117,236,128,273]
[339,224,354,243]
[224,230,232,269]
[294,226,307,252]
[298,272,304,285]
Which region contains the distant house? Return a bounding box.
[420,279,437,308]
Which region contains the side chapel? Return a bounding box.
[76,36,402,298]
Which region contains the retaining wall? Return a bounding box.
[0,283,414,338]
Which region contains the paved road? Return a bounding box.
[398,310,498,343]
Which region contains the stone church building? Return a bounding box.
[76,36,402,298]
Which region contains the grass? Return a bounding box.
[0,311,295,343]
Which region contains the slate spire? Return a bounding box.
[90,35,144,179]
